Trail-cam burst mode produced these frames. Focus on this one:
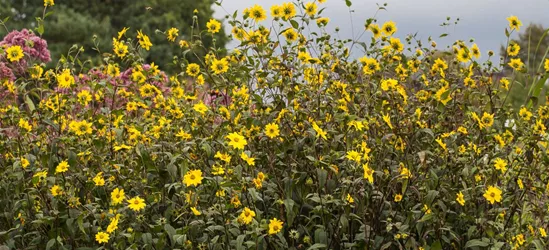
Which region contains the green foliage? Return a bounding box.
[500,24,549,108]
[1,1,549,250]
[0,0,227,72]
[500,23,549,71]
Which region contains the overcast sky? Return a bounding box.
[214,0,549,59]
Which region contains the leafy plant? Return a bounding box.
[0,1,549,250]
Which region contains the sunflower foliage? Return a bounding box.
[1,1,549,250]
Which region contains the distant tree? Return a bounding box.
[498,24,549,108]
[0,0,228,72]
[500,23,549,73]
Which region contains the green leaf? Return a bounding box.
[142,233,153,244]
[417,128,435,140]
[167,163,177,181]
[290,20,299,30]
[317,168,327,188]
[345,0,352,7]
[174,234,186,245]
[308,243,327,250]
[356,42,368,52]
[276,233,288,246]
[491,241,505,250]
[314,228,327,245]
[36,24,44,36]
[68,151,78,167]
[418,212,433,222]
[65,218,75,235]
[206,225,225,232]
[45,239,56,250]
[533,239,545,250]
[201,143,212,157]
[248,188,263,201]
[467,226,477,239]
[380,242,392,250]
[77,215,86,235]
[534,28,549,61]
[284,198,296,226]
[528,75,549,102]
[465,239,489,248]
[25,95,35,113]
[425,190,439,204]
[164,224,176,245]
[430,240,442,250]
[236,235,246,250]
[45,11,55,18]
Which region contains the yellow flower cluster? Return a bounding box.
[3,2,549,249]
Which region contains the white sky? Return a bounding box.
[214,0,549,58]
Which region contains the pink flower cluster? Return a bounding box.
[1,29,51,63]
[0,62,15,81]
[0,29,51,82]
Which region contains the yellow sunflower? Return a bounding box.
[381,21,397,36]
[186,63,200,77]
[210,58,229,75]
[226,132,247,150]
[95,232,110,244]
[268,218,284,234]
[483,186,502,204]
[127,196,146,212]
[6,45,24,62]
[111,188,126,205]
[264,123,280,138]
[183,169,203,187]
[238,207,256,225]
[55,160,69,174]
[506,16,522,31]
[206,19,221,34]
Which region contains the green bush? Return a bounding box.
[1,1,549,249]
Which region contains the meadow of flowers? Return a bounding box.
[1,0,549,249]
